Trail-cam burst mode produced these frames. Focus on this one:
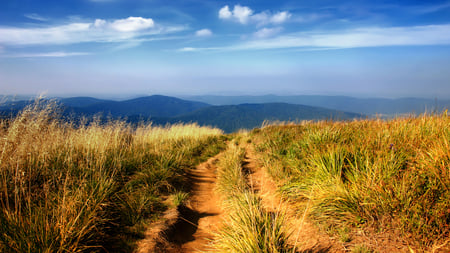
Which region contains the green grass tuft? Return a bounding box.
[214,143,291,253]
[252,114,450,249]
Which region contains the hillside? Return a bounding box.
[60,97,108,107]
[1,96,362,132]
[67,95,211,118]
[152,103,362,133]
[0,95,211,118]
[185,95,450,116]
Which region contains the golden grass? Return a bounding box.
[252,113,450,250]
[214,143,291,252]
[0,99,223,252]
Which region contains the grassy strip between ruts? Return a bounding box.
[251,114,450,251]
[0,99,225,252]
[214,141,291,253]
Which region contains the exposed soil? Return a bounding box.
[137,154,223,253]
[243,144,342,252]
[243,143,433,253]
[166,155,224,252]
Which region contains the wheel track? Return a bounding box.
[242,143,342,252]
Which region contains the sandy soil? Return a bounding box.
[165,155,224,253]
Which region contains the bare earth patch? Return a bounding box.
[137,154,224,253]
[170,155,224,252]
[243,144,342,252]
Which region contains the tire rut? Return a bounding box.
[160,155,224,253]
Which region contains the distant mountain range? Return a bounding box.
[63,95,210,118]
[184,95,450,116]
[0,95,209,117]
[3,93,449,132]
[0,95,362,133]
[151,103,361,133]
[4,93,448,132]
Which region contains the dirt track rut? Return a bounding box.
[166,155,223,252]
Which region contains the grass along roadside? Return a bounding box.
[251,115,450,251]
[0,99,224,252]
[214,141,291,252]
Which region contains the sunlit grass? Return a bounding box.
[214,143,291,253]
[0,99,223,252]
[252,113,450,249]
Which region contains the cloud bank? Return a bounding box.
[0,16,182,46]
[182,24,450,51]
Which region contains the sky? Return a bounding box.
[1,0,450,99]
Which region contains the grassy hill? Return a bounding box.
[1,96,362,132]
[0,101,225,252]
[152,103,362,133]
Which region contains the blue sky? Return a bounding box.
[1,0,450,98]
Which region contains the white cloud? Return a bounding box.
[219,5,290,25]
[4,51,89,58]
[0,23,91,45]
[109,17,154,32]
[0,17,184,46]
[410,2,450,14]
[179,47,197,52]
[254,27,282,38]
[270,11,291,24]
[239,25,450,50]
[94,19,107,27]
[251,12,270,25]
[180,24,450,51]
[178,46,219,52]
[233,5,253,24]
[219,5,232,19]
[195,29,212,37]
[24,13,48,22]
[92,17,154,32]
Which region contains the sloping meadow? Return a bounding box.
[252,114,450,249]
[0,100,224,252]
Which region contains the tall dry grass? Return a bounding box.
[214,143,291,253]
[0,99,223,252]
[252,114,450,249]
